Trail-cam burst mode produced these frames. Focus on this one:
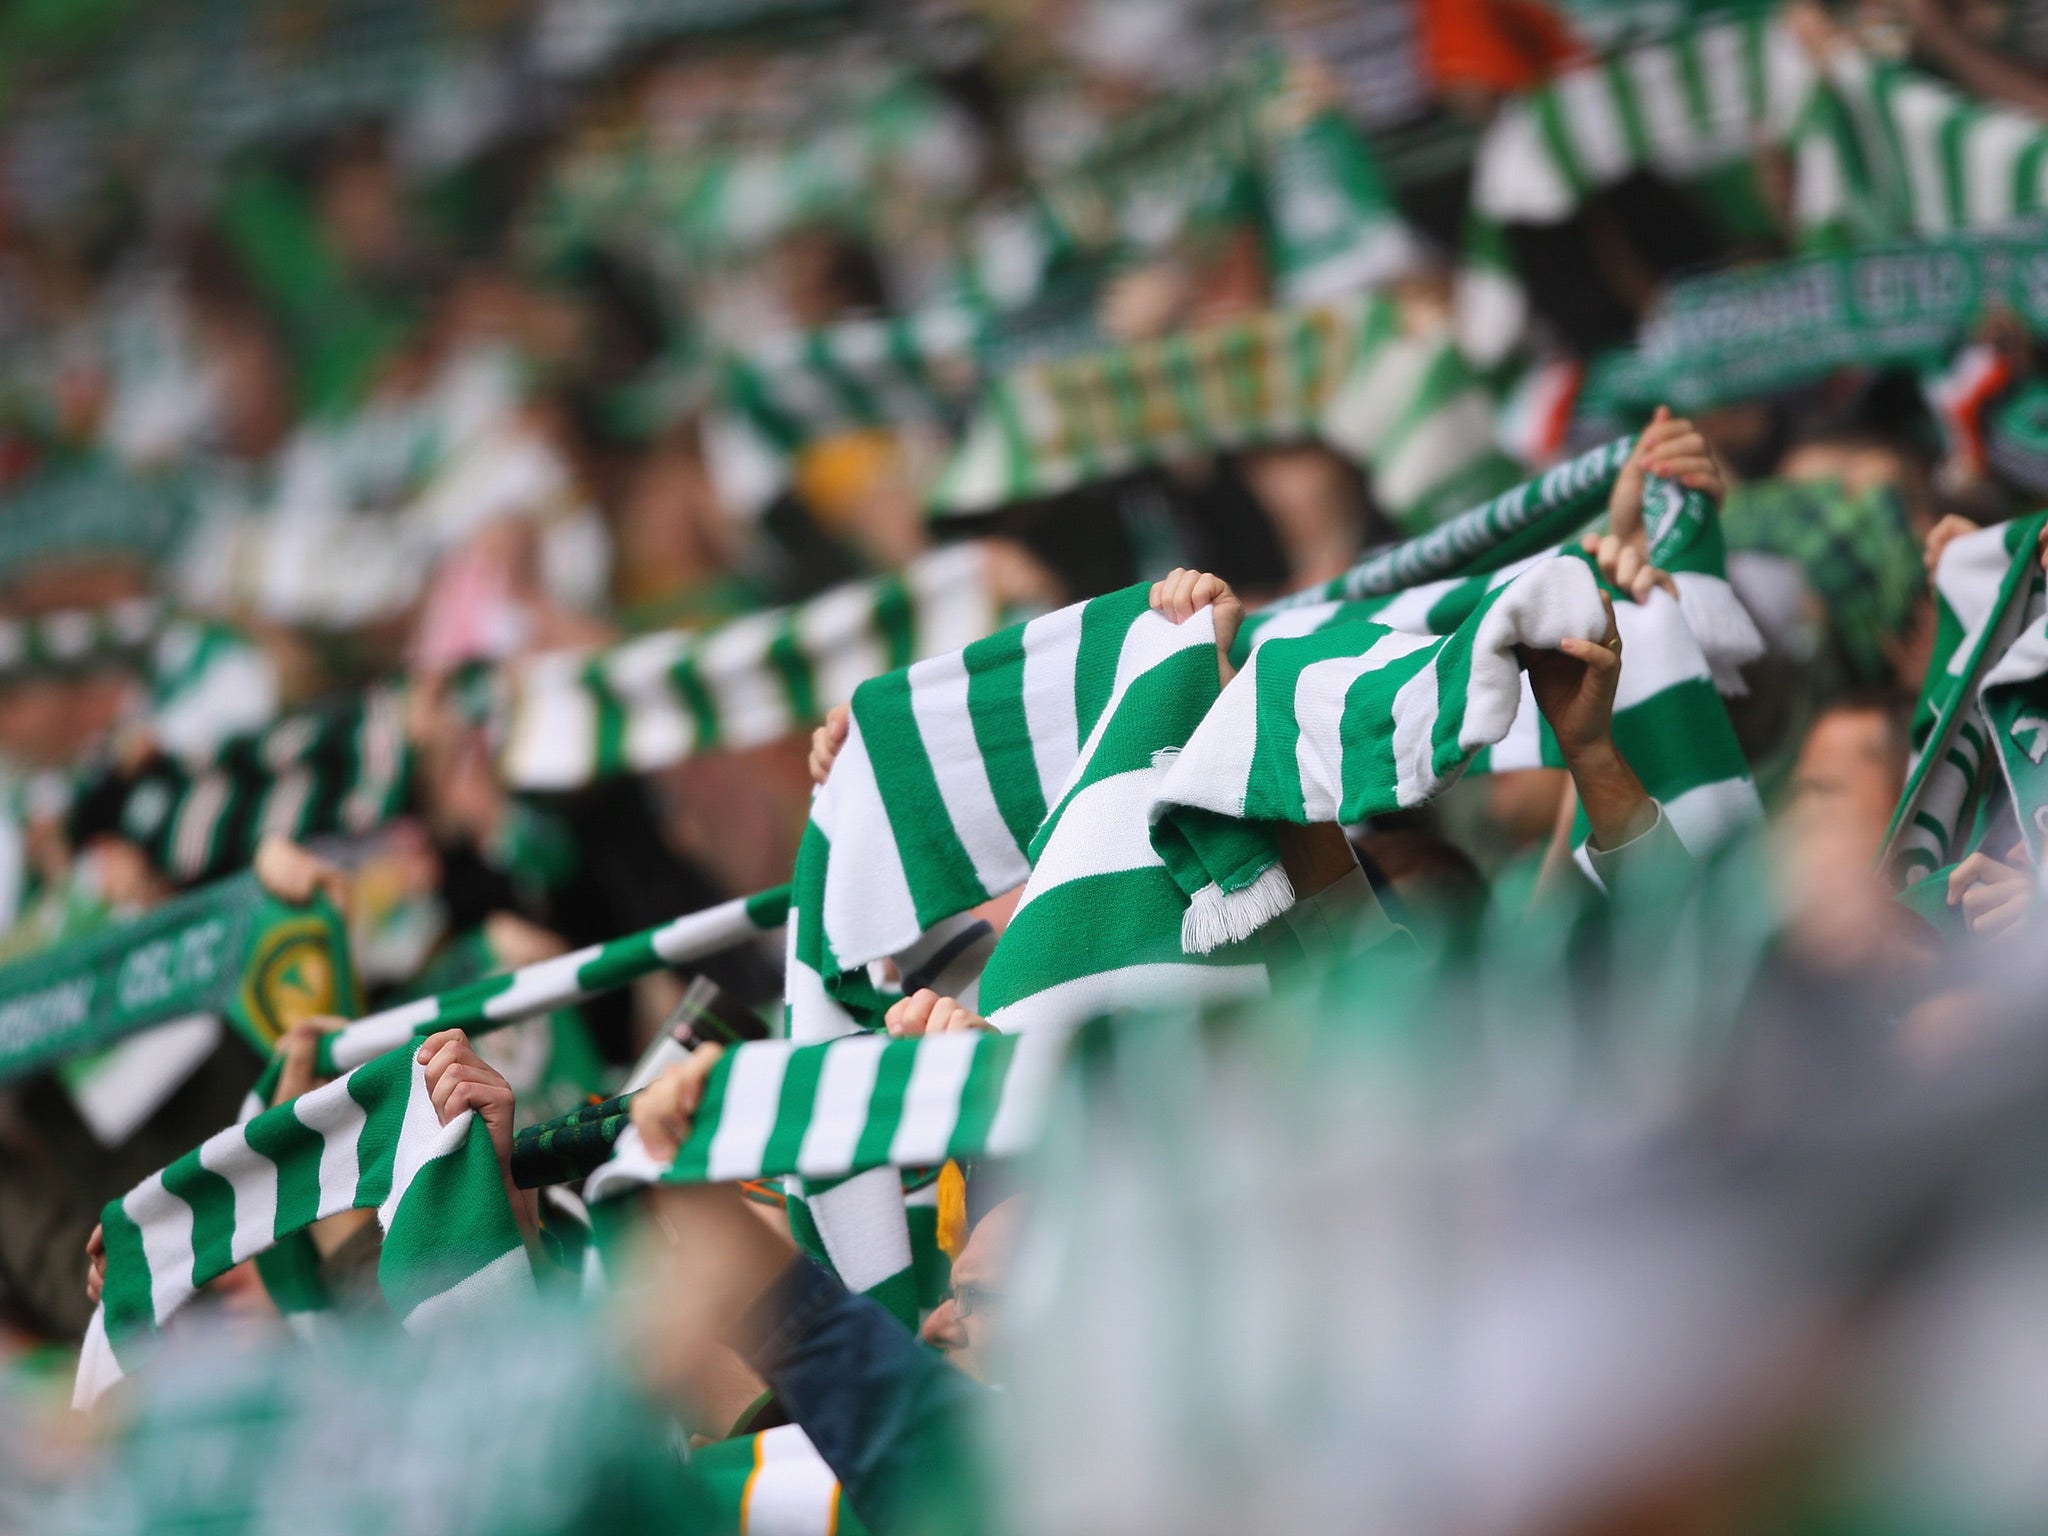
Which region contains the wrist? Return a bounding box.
[1558,735,1620,775]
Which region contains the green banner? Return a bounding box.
[0,873,356,1084]
[1584,235,2048,414]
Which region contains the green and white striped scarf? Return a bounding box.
[0,598,163,681]
[930,297,1507,526]
[95,681,411,887]
[1469,13,1813,226]
[260,885,790,1093]
[1804,46,2048,242]
[499,544,1000,790]
[582,1025,1063,1199]
[1459,11,1815,363]
[782,582,1262,1320]
[1885,513,2048,888]
[76,1042,534,1408]
[1232,438,1762,856]
[1040,52,1417,300]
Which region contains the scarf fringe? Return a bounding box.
[1180,863,1296,956]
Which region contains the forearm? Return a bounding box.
[1561,738,1656,852]
[1915,25,2048,119]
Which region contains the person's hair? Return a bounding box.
[1816,687,1914,768]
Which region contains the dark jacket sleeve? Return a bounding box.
[736,1257,987,1536]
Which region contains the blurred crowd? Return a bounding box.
[3,0,2048,1532]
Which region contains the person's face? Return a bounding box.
[919,1197,1021,1384]
[1790,708,1903,857]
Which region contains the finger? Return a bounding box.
[1631,564,1658,605]
[1596,533,1624,579]
[417,1028,470,1065]
[420,1036,473,1092]
[1580,531,1602,555]
[1556,637,1620,675]
[1189,572,1229,613]
[899,988,940,1037]
[1976,899,2029,938]
[1948,853,1995,903]
[1613,546,1644,593]
[1167,567,1199,622]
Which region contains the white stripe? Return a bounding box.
[1628,42,1698,172]
[126,1172,196,1326]
[1891,77,1957,233]
[796,578,889,717]
[985,958,1266,1035]
[1387,651,1446,808]
[1320,335,1437,461]
[909,649,1031,893]
[1064,610,1214,792]
[887,1031,981,1167]
[700,611,796,748]
[984,1026,1074,1156]
[401,1245,534,1333]
[815,715,924,972]
[1554,66,1631,188]
[503,651,597,789]
[1019,603,1086,813]
[1659,773,1763,855]
[1024,767,1169,896]
[653,895,764,963]
[1694,22,1751,156]
[1486,675,1546,771]
[293,1072,372,1215]
[1246,603,1341,654]
[796,1033,889,1176]
[1374,388,1493,512]
[256,768,314,842]
[376,1059,467,1233]
[1612,589,1710,711]
[1962,111,2036,228]
[906,543,997,658]
[485,946,598,1020]
[328,996,442,1072]
[197,1132,280,1267]
[806,1165,913,1295]
[606,632,699,774]
[1295,632,1439,821]
[744,1425,842,1536]
[705,1042,793,1182]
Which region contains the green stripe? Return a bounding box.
[589,661,628,779]
[758,1037,833,1176]
[767,612,818,725]
[981,865,1239,1014]
[850,1043,921,1171]
[99,1200,155,1346]
[244,1103,329,1236]
[2014,137,2048,218]
[668,652,722,752]
[1672,27,1714,146]
[1073,586,1151,744]
[744,884,793,929]
[347,1050,408,1211]
[1937,102,1981,231]
[159,1156,238,1294]
[858,669,989,927]
[964,623,1051,852]
[669,1032,742,1182]
[377,1118,522,1321]
[1532,86,1591,203]
[1609,679,1750,802]
[946,1033,1019,1160]
[1604,55,1652,169]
